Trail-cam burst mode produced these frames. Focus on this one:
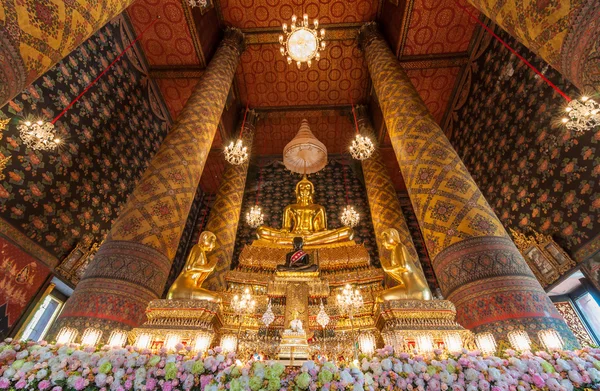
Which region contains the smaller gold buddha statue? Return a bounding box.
[166,231,221,302]
[376,228,432,302]
[256,176,354,246]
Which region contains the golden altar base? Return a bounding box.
[374,299,475,350]
[129,299,223,346]
[238,240,371,271]
[278,329,310,366]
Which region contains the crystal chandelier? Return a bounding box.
[349,134,375,160]
[261,300,275,327]
[18,119,61,151]
[561,96,600,132]
[224,139,248,165]
[246,205,264,228]
[279,14,325,69]
[231,287,256,316]
[316,300,330,328]
[340,205,360,228]
[187,0,207,8]
[336,283,363,319]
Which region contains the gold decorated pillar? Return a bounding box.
[358,23,577,347]
[54,29,245,336]
[0,0,135,106]
[203,111,257,291]
[467,0,599,92]
[356,107,424,280]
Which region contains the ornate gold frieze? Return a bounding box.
[238,242,371,271]
[510,229,576,287]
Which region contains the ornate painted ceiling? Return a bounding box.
[126,0,481,193]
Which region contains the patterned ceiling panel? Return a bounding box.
[406,66,461,123]
[402,0,478,56]
[253,110,355,156]
[236,41,370,107]
[155,78,200,120]
[127,0,200,66]
[220,0,379,28]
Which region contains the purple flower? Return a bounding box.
[14,379,27,389]
[38,380,51,390]
[0,378,9,389]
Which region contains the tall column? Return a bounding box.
[0,0,134,107]
[358,23,577,347]
[55,29,245,336]
[467,0,599,92]
[356,107,422,274]
[203,111,257,291]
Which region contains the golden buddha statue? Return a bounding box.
[256,175,354,246]
[376,228,432,302]
[166,231,221,302]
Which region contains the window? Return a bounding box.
[575,292,600,340]
[20,294,63,342]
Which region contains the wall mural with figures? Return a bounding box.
[0,237,50,338]
[444,28,600,271]
[0,15,171,270]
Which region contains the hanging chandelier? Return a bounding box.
[246,205,264,228]
[340,205,360,227]
[231,287,256,316]
[349,134,374,160]
[316,300,330,328]
[336,283,363,318]
[279,14,325,69]
[224,139,248,165]
[562,96,600,133]
[18,120,61,151]
[349,106,374,160]
[261,300,275,327]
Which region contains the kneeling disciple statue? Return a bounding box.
[167,231,221,302]
[376,228,432,302]
[277,237,318,272]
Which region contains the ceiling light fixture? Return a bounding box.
[562,96,600,133]
[280,14,325,69]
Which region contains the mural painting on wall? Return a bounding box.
[0,237,50,338]
[0,15,171,263]
[445,28,600,263]
[233,158,379,268]
[511,229,576,288]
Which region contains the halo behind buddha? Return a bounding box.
[283,119,328,174]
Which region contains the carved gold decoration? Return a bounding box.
[510,229,576,287]
[167,231,220,302]
[238,242,370,271]
[256,175,354,246]
[377,228,432,302]
[553,301,596,347]
[376,299,475,352]
[0,155,11,181]
[129,299,222,347]
[57,241,100,284]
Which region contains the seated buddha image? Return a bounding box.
[277,236,318,272]
[166,231,221,303]
[256,175,354,246]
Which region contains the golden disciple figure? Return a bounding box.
[376,228,432,302]
[256,175,354,246]
[166,231,221,302]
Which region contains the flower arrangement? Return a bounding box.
[1,339,600,391]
